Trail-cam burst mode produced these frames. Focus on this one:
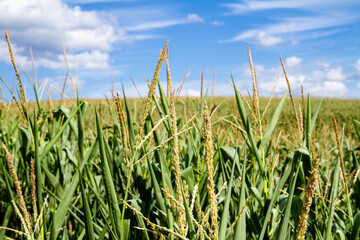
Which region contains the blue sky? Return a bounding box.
[0,0,359,100]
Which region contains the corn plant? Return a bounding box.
[0,32,360,240]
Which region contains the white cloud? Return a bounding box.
[0,40,31,69]
[257,32,283,46]
[210,20,225,26]
[286,56,302,67]
[0,0,119,53]
[315,62,347,81]
[223,30,282,46]
[289,29,342,45]
[126,14,204,32]
[0,0,202,71]
[224,1,315,14]
[43,51,110,70]
[242,63,277,78]
[227,29,257,41]
[237,59,352,98]
[222,0,360,46]
[238,63,284,93]
[265,16,356,35]
[224,0,359,15]
[324,81,347,94]
[223,55,358,98]
[0,39,110,70]
[0,0,120,70]
[223,14,355,45]
[186,14,204,23]
[308,81,347,97]
[327,66,347,81]
[180,89,201,97]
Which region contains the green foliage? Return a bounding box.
[0,52,360,240]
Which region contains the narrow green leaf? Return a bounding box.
[39,102,84,159]
[350,212,360,240]
[96,111,122,239]
[277,163,301,240]
[122,83,135,149]
[258,164,292,240]
[352,116,360,143]
[77,99,95,240]
[324,158,341,240]
[259,90,288,150]
[219,161,236,240]
[232,76,265,178]
[234,148,247,240]
[181,184,196,240]
[0,206,12,239]
[310,99,323,136]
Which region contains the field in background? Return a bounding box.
[35,96,360,147]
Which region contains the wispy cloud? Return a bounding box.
[210,20,225,26]
[125,14,204,32]
[222,0,360,46]
[179,89,201,97]
[223,0,360,15]
[286,56,302,67]
[221,30,282,46]
[224,1,312,15]
[265,15,357,35]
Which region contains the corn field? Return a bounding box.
[1,39,360,240]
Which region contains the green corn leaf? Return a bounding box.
[350,212,360,240]
[122,84,135,149]
[181,183,196,240]
[234,148,247,240]
[259,90,288,151]
[310,99,323,136]
[324,158,341,240]
[77,99,95,240]
[258,163,292,240]
[352,116,360,143]
[232,75,265,178]
[40,102,84,159]
[0,206,12,239]
[96,111,122,239]
[276,163,301,240]
[218,160,236,240]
